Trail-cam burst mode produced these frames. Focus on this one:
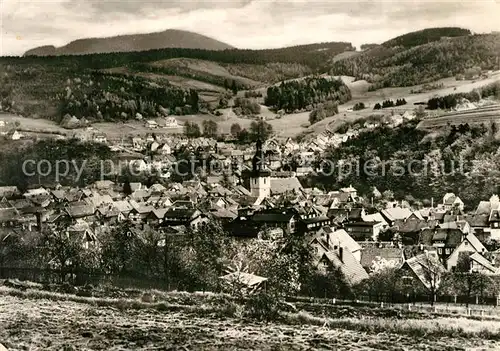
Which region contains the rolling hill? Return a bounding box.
[2,27,499,127]
[24,29,235,56]
[329,28,500,89]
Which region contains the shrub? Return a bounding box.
[244,293,282,322]
[353,102,365,111]
[233,97,261,115]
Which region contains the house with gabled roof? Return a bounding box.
[311,227,362,262]
[442,193,464,211]
[381,207,412,226]
[129,201,154,223]
[468,252,499,275]
[65,202,96,221]
[23,187,50,199]
[317,247,369,285]
[95,204,122,224]
[398,251,446,292]
[93,180,115,190]
[0,186,20,199]
[162,208,206,230]
[445,232,488,271]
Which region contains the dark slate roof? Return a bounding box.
[428,228,463,247]
[393,218,433,233]
[465,214,489,227]
[164,208,198,220]
[252,212,295,223]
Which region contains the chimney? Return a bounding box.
[339,247,344,263]
[36,212,42,232]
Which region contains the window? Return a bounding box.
[445,248,451,255]
[438,248,442,254]
[402,276,413,286]
[464,241,468,246]
[264,178,266,184]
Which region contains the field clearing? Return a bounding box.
[0,113,68,135]
[1,294,500,351]
[417,104,500,129]
[338,72,500,110]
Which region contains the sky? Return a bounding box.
[1,0,500,56]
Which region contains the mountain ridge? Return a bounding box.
[24,29,235,56]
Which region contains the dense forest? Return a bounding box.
[329,31,500,88]
[264,77,351,113]
[382,27,472,48]
[1,42,355,71]
[0,139,114,190]
[308,119,500,209]
[58,71,200,121]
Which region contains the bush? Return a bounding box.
[233,97,261,115]
[353,102,365,111]
[244,293,282,321]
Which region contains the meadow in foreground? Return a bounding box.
[1,284,500,350]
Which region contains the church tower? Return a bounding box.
[250,140,271,198]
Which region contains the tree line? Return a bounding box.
[183,119,274,143]
[373,98,407,110]
[309,118,500,209]
[329,33,500,88]
[265,77,351,113]
[58,71,200,121]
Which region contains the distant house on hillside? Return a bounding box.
[162,117,179,129]
[7,130,23,140]
[93,134,107,144]
[145,120,159,129]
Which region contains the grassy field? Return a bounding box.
[1,284,500,350]
[2,71,499,141]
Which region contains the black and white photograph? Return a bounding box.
[1,0,500,350]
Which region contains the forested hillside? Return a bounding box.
[308,119,500,209]
[382,27,472,48]
[58,72,201,122]
[0,41,355,121]
[264,77,351,113]
[329,30,500,88]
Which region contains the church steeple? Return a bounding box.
[252,139,270,175]
[249,139,271,198]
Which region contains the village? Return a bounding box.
[1,104,500,307]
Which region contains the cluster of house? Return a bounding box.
[2,140,500,294]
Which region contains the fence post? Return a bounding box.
[332,298,336,305]
[408,303,411,311]
[381,302,384,308]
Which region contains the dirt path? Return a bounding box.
[1,296,499,350]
